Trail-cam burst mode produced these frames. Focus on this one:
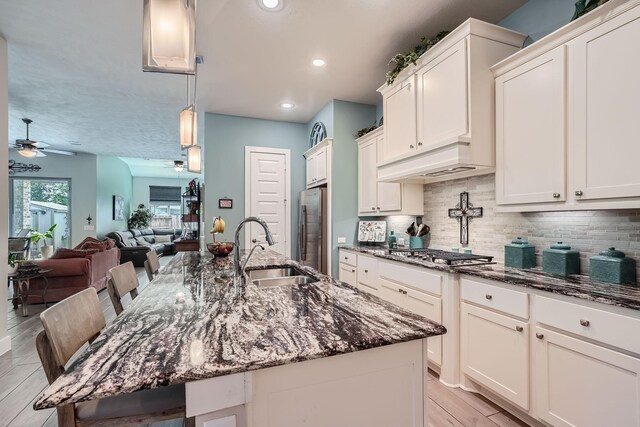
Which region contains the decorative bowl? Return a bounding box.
[207,242,235,257]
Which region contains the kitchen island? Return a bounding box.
[34,249,446,426]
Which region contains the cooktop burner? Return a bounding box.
[388,248,494,266]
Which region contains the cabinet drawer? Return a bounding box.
[357,254,378,290]
[339,250,357,267]
[535,296,640,355]
[461,277,529,319]
[378,260,442,296]
[338,263,356,287]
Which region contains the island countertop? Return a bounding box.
[34,249,446,410]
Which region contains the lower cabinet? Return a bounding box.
[338,262,356,287]
[357,253,379,295]
[460,302,529,410]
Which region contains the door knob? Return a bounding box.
[515,326,524,332]
[553,193,560,198]
[536,333,544,340]
[575,190,584,197]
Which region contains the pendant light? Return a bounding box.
[180,73,198,149]
[143,0,196,74]
[187,145,202,173]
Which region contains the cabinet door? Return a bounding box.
[376,135,402,212]
[338,263,356,287]
[417,39,468,149]
[357,254,378,295]
[572,7,640,200]
[383,75,417,160]
[405,287,442,366]
[305,155,316,188]
[358,140,377,214]
[534,327,640,427]
[496,47,566,205]
[378,277,406,308]
[461,303,529,410]
[314,149,327,184]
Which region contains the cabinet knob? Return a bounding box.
[515,326,524,332]
[553,193,561,198]
[575,190,584,197]
[344,257,348,260]
[580,319,590,327]
[364,269,369,273]
[351,269,355,273]
[371,207,376,210]
[485,294,493,300]
[536,333,544,340]
[418,142,423,146]
[376,207,380,210]
[409,144,415,149]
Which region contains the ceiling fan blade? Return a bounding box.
[35,150,47,158]
[31,140,50,148]
[41,148,77,156]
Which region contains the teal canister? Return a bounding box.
[542,242,580,276]
[504,237,536,269]
[409,236,424,249]
[589,247,637,284]
[388,231,397,249]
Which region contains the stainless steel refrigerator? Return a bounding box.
[298,188,328,274]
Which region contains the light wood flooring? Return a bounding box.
[1,256,528,427]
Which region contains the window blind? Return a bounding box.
[149,186,181,203]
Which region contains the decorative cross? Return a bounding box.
[448,191,483,245]
[8,160,41,175]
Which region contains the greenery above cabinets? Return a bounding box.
[386,31,450,85]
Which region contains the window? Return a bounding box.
[149,186,181,229]
[9,178,71,251]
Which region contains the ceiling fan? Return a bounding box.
[11,118,77,158]
[163,160,185,172]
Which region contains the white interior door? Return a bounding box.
[246,149,289,256]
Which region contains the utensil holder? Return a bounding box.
[409,236,424,249]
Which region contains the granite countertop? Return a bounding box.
[341,245,640,312]
[35,249,446,410]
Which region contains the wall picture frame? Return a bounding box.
[113,195,125,220]
[218,198,233,209]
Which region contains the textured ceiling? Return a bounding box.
[0,0,525,160]
[119,157,202,179]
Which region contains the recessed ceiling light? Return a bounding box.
[312,59,326,67]
[259,0,282,11]
[280,103,295,109]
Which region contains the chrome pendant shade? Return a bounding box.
[143,0,196,74]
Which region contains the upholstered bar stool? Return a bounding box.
[107,262,140,315]
[36,288,194,426]
[144,250,161,282]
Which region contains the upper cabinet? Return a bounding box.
[493,0,640,212]
[304,138,331,189]
[357,128,423,217]
[378,19,527,184]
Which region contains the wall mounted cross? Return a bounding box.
[448,191,483,245]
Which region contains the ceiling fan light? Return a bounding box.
[187,145,202,173]
[18,147,38,158]
[174,164,184,172]
[179,105,197,148]
[143,0,196,74]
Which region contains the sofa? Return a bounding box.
[26,239,120,304]
[106,228,183,267]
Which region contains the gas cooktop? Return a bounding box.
[387,248,494,266]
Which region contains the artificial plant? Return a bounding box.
[29,224,57,247]
[128,204,153,229]
[386,30,450,85]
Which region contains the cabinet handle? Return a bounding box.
[376,207,380,210]
[515,326,524,332]
[344,257,348,260]
[371,207,376,210]
[418,142,423,146]
[580,319,590,327]
[397,288,407,295]
[553,193,560,198]
[536,333,544,340]
[409,144,415,149]
[364,269,369,273]
[485,294,492,300]
[575,190,584,197]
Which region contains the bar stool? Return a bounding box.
[144,250,161,282]
[107,262,139,315]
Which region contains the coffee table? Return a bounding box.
[7,269,52,316]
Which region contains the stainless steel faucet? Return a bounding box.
[234,217,276,281]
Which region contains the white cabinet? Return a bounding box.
[377,19,526,183]
[338,263,356,287]
[416,39,468,151]
[571,5,640,202]
[493,1,640,211]
[382,75,417,160]
[534,326,640,427]
[357,253,378,295]
[304,142,329,189]
[495,46,566,205]
[461,302,529,410]
[357,128,423,217]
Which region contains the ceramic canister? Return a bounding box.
[542,242,580,276]
[589,247,637,284]
[505,237,536,269]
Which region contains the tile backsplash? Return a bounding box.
[384,173,640,277]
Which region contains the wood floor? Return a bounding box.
[1,256,528,427]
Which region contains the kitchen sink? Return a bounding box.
[251,276,319,287]
[245,266,303,281]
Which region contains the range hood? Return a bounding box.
[376,137,495,184]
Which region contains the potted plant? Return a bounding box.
[128,204,153,229]
[8,253,19,274]
[29,224,57,259]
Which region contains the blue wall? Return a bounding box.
[204,113,308,257]
[307,101,334,140]
[499,0,577,45]
[96,156,132,237]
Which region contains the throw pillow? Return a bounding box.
[74,236,101,250]
[51,248,99,259]
[155,235,171,243]
[136,237,151,247]
[105,238,116,249]
[80,240,109,252]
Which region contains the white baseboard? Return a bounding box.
[0,334,11,356]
